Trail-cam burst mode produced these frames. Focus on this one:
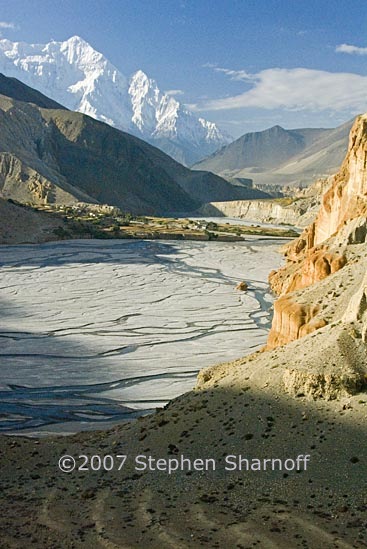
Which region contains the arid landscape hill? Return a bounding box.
[0,197,68,244]
[193,120,354,189]
[0,74,267,215]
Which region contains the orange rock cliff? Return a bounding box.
[267,114,367,349]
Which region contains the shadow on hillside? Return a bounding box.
[82,383,367,546]
[0,381,366,547]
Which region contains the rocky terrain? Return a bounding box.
[193,120,353,189]
[199,177,332,228]
[200,197,308,227]
[0,197,68,244]
[0,110,366,548]
[267,113,367,349]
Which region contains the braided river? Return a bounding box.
[0,237,285,435]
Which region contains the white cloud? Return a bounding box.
[0,21,19,37]
[336,43,367,55]
[213,67,253,81]
[0,21,17,29]
[191,66,367,114]
[165,89,184,96]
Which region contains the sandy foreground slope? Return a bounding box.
[0,198,66,244]
[1,117,367,548]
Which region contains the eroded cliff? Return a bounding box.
[199,177,331,228]
[267,114,367,350]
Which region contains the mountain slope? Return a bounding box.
[0,197,70,244]
[0,36,231,165]
[0,73,65,110]
[193,121,353,188]
[194,125,327,172]
[0,74,258,214]
[275,119,354,180]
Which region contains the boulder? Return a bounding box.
[236,281,248,291]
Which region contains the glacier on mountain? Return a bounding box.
[0,35,231,165]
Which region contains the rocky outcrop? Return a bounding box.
[236,281,248,291]
[0,153,78,205]
[270,114,367,297]
[0,197,67,244]
[311,117,367,246]
[292,115,367,249]
[267,297,327,349]
[267,114,367,350]
[269,245,347,296]
[200,199,304,225]
[200,179,330,228]
[281,324,367,399]
[283,365,367,400]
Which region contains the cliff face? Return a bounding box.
[200,178,331,228]
[200,199,304,226]
[309,115,367,247]
[267,114,367,349]
[197,167,367,399]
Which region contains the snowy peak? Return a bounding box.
[130,69,155,90]
[129,69,184,139]
[198,118,227,144]
[59,36,106,73]
[129,70,164,133]
[0,36,231,164]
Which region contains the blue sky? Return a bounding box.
[0,0,367,137]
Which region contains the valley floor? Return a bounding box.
[0,199,299,246]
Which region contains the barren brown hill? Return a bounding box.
[0,74,264,216]
[0,197,66,244]
[193,120,353,189]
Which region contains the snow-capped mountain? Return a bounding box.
[0,36,231,165]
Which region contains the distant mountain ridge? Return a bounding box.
[0,73,264,215]
[193,121,354,188]
[0,36,231,165]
